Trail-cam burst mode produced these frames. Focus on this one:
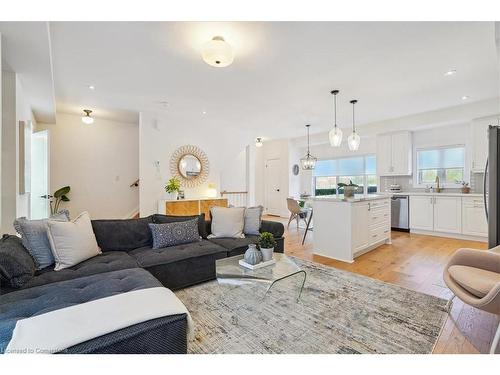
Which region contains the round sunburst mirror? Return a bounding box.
[169,145,209,188]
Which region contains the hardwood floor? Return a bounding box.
[265,215,499,354]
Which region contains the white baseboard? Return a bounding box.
[410,229,487,243]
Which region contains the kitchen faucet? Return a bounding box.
[435,176,441,192]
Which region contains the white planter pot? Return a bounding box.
[165,191,178,200]
[260,247,274,262]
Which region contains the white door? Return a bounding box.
[30,130,50,219]
[434,196,462,234]
[352,202,369,251]
[391,132,411,175]
[265,159,282,216]
[376,134,392,176]
[462,198,488,237]
[409,195,434,231]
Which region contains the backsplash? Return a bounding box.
[380,172,485,194]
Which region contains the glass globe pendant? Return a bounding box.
[300,124,317,170]
[328,90,343,147]
[347,100,360,151]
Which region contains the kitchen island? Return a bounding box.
[311,195,391,263]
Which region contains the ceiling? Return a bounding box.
[4,22,500,137]
[0,22,56,123]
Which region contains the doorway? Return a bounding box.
[30,130,50,219]
[265,158,283,216]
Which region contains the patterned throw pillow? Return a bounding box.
[148,218,201,249]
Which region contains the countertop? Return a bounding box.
[381,192,484,198]
[309,194,390,203]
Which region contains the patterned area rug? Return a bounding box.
[175,257,449,354]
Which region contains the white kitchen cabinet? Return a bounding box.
[433,196,462,234]
[352,202,370,251]
[462,197,488,236]
[376,134,392,175]
[409,195,434,231]
[312,197,391,262]
[376,131,412,176]
[471,117,492,173]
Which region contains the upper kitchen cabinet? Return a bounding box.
[471,116,498,173]
[376,131,412,176]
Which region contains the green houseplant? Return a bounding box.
[258,231,277,262]
[165,177,181,200]
[50,186,71,215]
[337,180,359,198]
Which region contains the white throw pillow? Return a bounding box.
[47,211,102,271]
[209,207,245,238]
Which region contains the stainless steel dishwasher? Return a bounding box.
[391,195,409,231]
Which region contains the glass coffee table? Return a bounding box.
[216,253,307,301]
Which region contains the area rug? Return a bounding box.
[175,257,449,354]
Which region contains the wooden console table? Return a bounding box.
[158,198,228,217]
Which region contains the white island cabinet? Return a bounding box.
[311,195,391,263]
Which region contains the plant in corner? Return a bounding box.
[337,180,359,198]
[165,177,181,200]
[50,186,71,215]
[258,232,277,262]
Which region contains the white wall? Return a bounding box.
[36,113,139,219]
[1,71,34,233]
[139,112,251,217]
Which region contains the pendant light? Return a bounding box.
[300,124,317,170]
[81,109,94,125]
[347,100,360,151]
[328,90,343,147]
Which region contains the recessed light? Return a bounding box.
[444,69,457,76]
[461,95,470,100]
[202,111,207,115]
[88,85,95,90]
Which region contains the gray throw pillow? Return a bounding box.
[244,206,264,235]
[13,210,70,270]
[0,234,36,288]
[149,219,200,249]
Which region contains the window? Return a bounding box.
[416,146,465,186]
[313,155,377,196]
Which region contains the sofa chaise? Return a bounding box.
[0,214,285,354]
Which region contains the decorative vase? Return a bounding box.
[461,186,470,194]
[260,247,274,262]
[244,244,262,265]
[344,186,356,198]
[166,191,178,200]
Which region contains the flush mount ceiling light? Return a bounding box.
[300,124,317,170]
[81,109,94,125]
[444,69,457,76]
[201,36,234,67]
[329,89,343,147]
[88,85,95,90]
[255,137,264,147]
[461,95,470,100]
[347,100,360,151]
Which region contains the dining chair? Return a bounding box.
[286,198,309,229]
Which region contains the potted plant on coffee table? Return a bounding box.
[337,180,359,199]
[258,232,277,262]
[165,177,181,200]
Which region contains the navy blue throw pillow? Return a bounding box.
[148,219,201,249]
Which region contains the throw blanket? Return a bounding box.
[5,287,193,354]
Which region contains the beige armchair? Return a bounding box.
[443,246,500,353]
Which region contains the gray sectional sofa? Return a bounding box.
[0,214,285,354]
